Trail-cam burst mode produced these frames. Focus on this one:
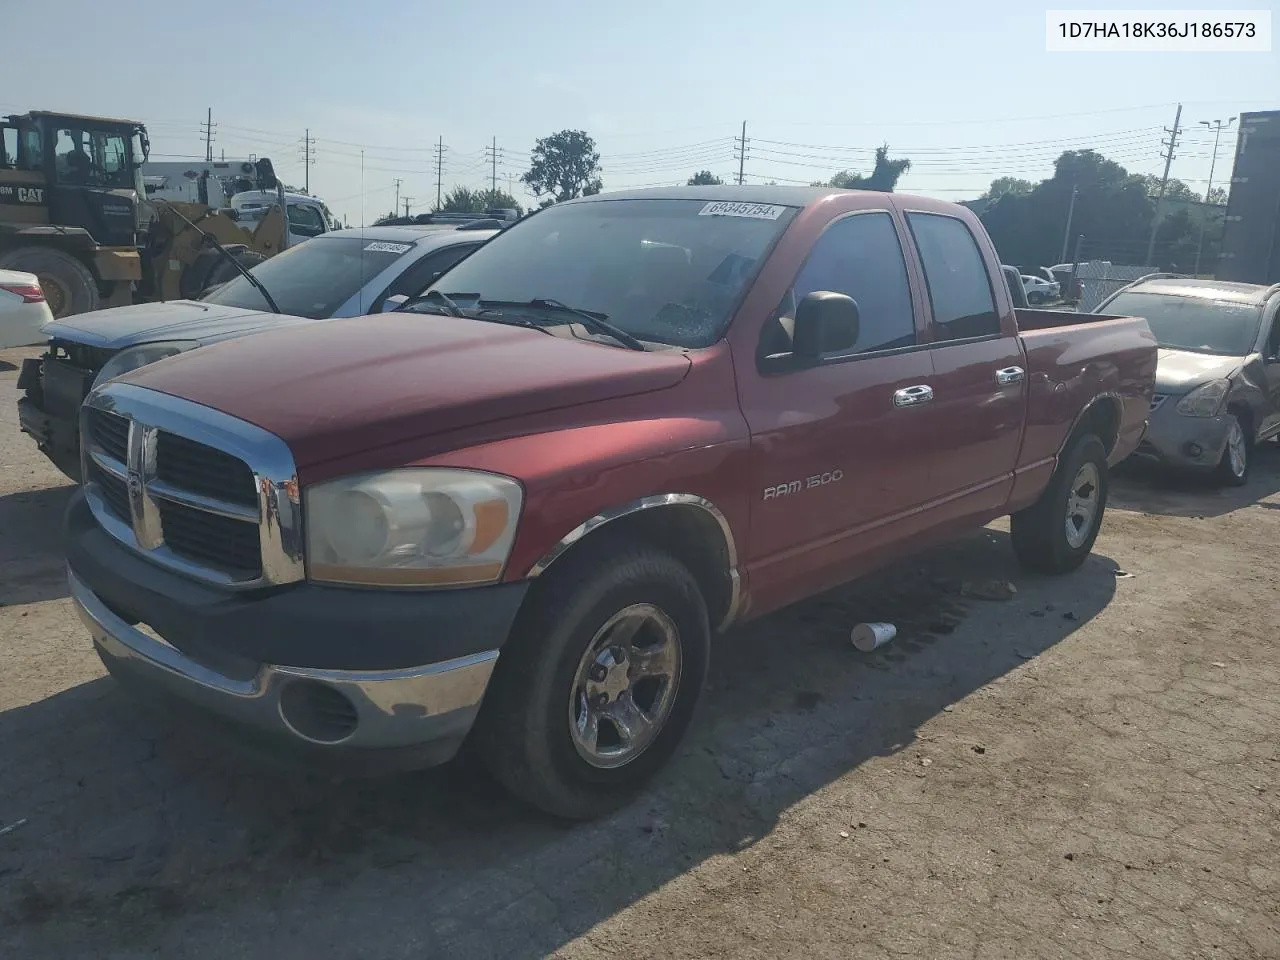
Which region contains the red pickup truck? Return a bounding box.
[64,187,1156,819]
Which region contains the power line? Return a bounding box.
[485,137,503,193]
[734,121,748,186]
[433,136,447,209]
[299,128,316,193]
[1145,103,1183,266]
[200,107,216,162]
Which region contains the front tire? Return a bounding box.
[472,537,710,820]
[1215,413,1250,487]
[0,246,100,318]
[1012,433,1109,574]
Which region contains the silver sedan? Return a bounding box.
[1095,277,1280,486]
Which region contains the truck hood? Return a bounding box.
[41,300,318,350]
[1155,348,1242,394]
[124,313,693,469]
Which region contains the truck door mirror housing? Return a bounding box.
[792,291,860,360]
[254,158,279,191]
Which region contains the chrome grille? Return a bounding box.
[1150,394,1168,412]
[80,382,304,589]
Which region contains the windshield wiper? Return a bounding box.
[527,298,646,351]
[421,289,463,317]
[161,203,282,314]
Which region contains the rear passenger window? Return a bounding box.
[907,213,1001,341]
[780,212,916,356]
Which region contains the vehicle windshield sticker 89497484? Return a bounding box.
[698,201,787,220]
[363,241,413,254]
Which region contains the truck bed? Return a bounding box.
[1015,309,1157,474]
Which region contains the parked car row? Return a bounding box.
[20,186,1161,819]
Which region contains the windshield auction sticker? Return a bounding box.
[1045,10,1271,51]
[698,201,787,220]
[363,241,413,254]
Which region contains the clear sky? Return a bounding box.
[4,0,1276,224]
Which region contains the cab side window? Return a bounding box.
[0,128,16,168]
[287,203,327,238]
[907,213,1001,342]
[373,243,479,311]
[760,211,916,360]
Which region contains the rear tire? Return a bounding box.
[471,536,711,820]
[1012,433,1109,574]
[1214,413,1250,487]
[0,246,99,318]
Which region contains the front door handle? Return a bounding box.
[996,366,1025,385]
[893,384,934,407]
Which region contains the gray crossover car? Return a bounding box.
[1094,277,1280,485]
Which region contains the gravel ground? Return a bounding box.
[1,344,1277,959]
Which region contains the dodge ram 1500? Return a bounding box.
[63,186,1157,819]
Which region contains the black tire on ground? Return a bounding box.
[1011,432,1109,575]
[471,535,711,820]
[1214,412,1251,487]
[200,250,268,295]
[0,246,100,318]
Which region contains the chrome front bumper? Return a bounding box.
[70,569,498,760]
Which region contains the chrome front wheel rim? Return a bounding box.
[568,603,682,769]
[1064,461,1101,549]
[1227,420,1247,477]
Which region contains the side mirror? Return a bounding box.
[792,291,860,360]
[380,294,409,313]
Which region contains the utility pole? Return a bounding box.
[393,178,403,216]
[433,136,447,210]
[1194,116,1236,277]
[402,197,413,217]
[485,137,502,194]
[1144,103,1183,268]
[1059,185,1079,263]
[734,121,749,186]
[201,108,216,162]
[299,128,316,194]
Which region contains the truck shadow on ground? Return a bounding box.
[0,529,1118,958]
[1109,440,1280,519]
[0,485,75,606]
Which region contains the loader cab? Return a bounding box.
[0,111,147,248]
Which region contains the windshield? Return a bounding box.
[424,198,797,348]
[201,236,416,318]
[1105,291,1263,356]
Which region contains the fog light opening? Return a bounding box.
[279,679,359,744]
[1184,441,1204,458]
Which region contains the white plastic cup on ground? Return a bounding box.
[851,622,897,652]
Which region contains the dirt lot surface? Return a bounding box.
[1,344,1277,959]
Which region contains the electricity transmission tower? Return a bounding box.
[200,108,216,162]
[298,128,316,193]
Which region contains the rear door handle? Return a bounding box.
[996,366,1025,385]
[893,384,934,407]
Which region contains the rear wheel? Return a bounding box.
[1012,433,1109,574]
[0,246,99,318]
[471,537,711,820]
[1215,413,1250,487]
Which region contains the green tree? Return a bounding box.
[980,150,1172,268]
[522,130,603,203]
[983,176,1034,200]
[1135,174,1198,202]
[436,186,523,216]
[812,145,912,192]
[687,170,724,185]
[1206,186,1229,205]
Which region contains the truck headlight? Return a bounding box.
[1175,379,1230,417]
[92,340,199,390]
[304,468,524,587]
